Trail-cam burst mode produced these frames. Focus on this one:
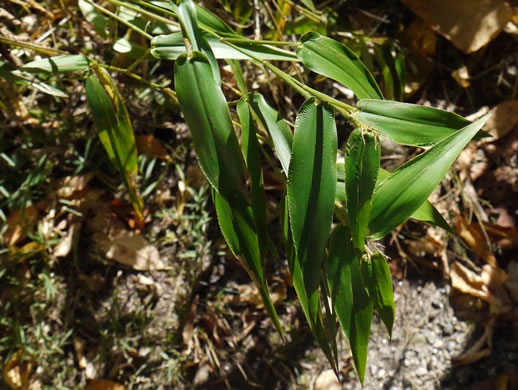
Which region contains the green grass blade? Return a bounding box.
[151,32,298,61]
[357,99,476,146]
[177,0,220,84]
[345,129,380,249]
[21,55,90,73]
[360,251,395,338]
[175,51,282,336]
[237,99,268,257]
[287,98,337,323]
[247,92,293,175]
[297,32,383,100]
[369,114,491,239]
[85,69,143,217]
[328,225,373,384]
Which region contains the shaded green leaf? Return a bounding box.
[360,251,395,338]
[357,99,476,147]
[345,130,380,249]
[287,98,337,322]
[177,0,220,84]
[79,0,109,38]
[369,114,491,239]
[22,55,90,73]
[297,32,383,100]
[281,196,338,372]
[85,68,142,217]
[328,225,373,384]
[237,99,267,257]
[247,92,293,175]
[151,32,297,61]
[175,51,282,336]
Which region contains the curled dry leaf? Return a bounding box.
[135,135,171,161]
[484,100,518,140]
[450,262,510,306]
[402,0,513,53]
[2,350,32,390]
[54,222,80,258]
[456,215,495,266]
[452,318,495,366]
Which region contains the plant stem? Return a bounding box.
[84,0,153,40]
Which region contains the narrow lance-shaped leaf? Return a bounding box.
[369,114,491,239]
[151,32,298,61]
[327,225,373,384]
[175,51,282,336]
[281,196,338,372]
[247,92,293,175]
[337,164,452,232]
[360,251,395,338]
[288,98,337,323]
[356,99,487,147]
[22,55,90,73]
[177,0,220,84]
[237,99,268,257]
[85,68,143,217]
[345,129,380,249]
[297,32,383,100]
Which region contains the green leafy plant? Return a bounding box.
[9,0,491,383]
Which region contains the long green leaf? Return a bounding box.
[357,99,475,147]
[247,92,293,175]
[151,33,298,61]
[177,0,220,84]
[174,52,246,204]
[237,99,268,257]
[213,191,283,336]
[360,251,395,338]
[281,196,338,372]
[297,32,383,100]
[337,164,451,231]
[369,114,491,239]
[345,129,380,249]
[287,98,337,323]
[22,55,90,73]
[175,51,282,336]
[328,225,373,384]
[85,68,142,217]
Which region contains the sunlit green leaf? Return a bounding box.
[328,225,373,384]
[369,114,491,239]
[288,98,337,322]
[345,129,380,249]
[247,92,293,175]
[79,0,109,38]
[22,55,90,73]
[357,99,478,147]
[297,32,383,100]
[85,68,143,217]
[360,251,395,338]
[151,32,297,61]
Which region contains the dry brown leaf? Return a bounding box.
[85,379,125,390]
[4,206,39,247]
[402,0,513,53]
[456,215,496,266]
[3,350,32,389]
[484,100,518,140]
[450,262,509,306]
[54,222,80,258]
[135,135,171,161]
[92,230,166,271]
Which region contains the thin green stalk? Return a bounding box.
[105,0,180,28]
[0,35,67,55]
[220,38,301,47]
[83,0,153,40]
[99,64,178,104]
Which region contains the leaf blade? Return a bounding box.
[369,114,491,239]
[297,32,383,100]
